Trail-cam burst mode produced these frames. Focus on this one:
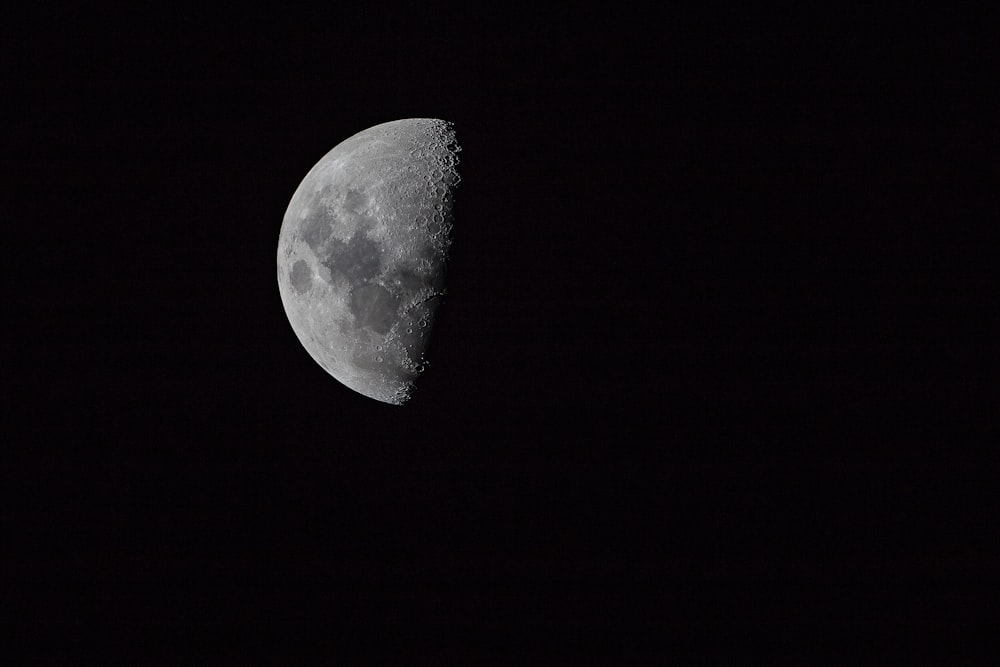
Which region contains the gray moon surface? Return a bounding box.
[277,118,461,404]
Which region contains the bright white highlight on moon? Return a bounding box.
[276,118,461,404]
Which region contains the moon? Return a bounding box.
[276,118,461,405]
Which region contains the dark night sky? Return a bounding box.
[6,6,998,662]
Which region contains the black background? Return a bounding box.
[6,6,998,663]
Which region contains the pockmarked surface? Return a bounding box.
[277,119,461,404]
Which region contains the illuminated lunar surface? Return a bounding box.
[277,118,460,404]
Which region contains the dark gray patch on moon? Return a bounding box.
[350,283,398,334]
[351,352,384,373]
[388,268,426,294]
[323,231,381,283]
[290,259,312,293]
[301,211,333,250]
[344,188,368,213]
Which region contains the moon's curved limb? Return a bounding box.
[277,118,460,404]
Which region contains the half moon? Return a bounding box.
[276,118,461,404]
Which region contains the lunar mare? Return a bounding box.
[277,118,460,404]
